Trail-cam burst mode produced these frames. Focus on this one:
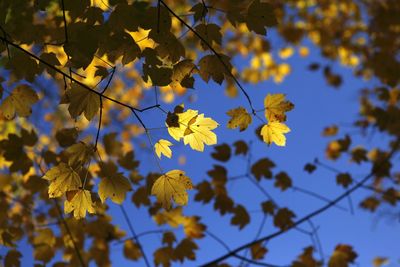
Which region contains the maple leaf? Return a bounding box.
[64,142,93,167]
[250,242,268,260]
[226,107,252,131]
[264,93,294,122]
[167,109,219,152]
[198,54,232,84]
[155,139,173,159]
[64,189,95,219]
[274,208,296,230]
[233,140,248,155]
[328,244,357,267]
[0,84,39,120]
[167,108,198,141]
[98,173,132,204]
[151,170,193,209]
[182,113,219,152]
[260,121,291,146]
[66,83,100,121]
[230,204,250,229]
[43,163,82,198]
[245,0,277,35]
[123,240,142,260]
[211,144,231,162]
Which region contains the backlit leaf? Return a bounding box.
[98,173,131,204]
[0,85,39,120]
[64,189,95,219]
[155,139,173,159]
[151,170,193,209]
[226,107,252,131]
[43,163,82,198]
[260,121,291,146]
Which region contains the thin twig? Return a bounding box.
[120,205,151,267]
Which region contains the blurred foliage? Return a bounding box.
[0,0,399,266]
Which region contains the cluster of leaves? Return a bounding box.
[0,0,399,266]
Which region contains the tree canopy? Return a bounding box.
[0,0,399,266]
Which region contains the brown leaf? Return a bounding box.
[230,204,250,229]
[251,158,275,180]
[274,208,296,230]
[211,144,231,162]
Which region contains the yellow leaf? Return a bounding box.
[98,173,131,204]
[278,47,294,59]
[154,139,173,158]
[264,93,294,122]
[151,170,193,209]
[226,107,252,131]
[167,109,219,151]
[0,85,39,120]
[167,109,198,141]
[43,163,82,198]
[183,114,219,151]
[260,122,291,146]
[64,189,95,219]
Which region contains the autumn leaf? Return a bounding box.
[183,113,219,151]
[64,142,93,167]
[211,143,231,162]
[230,204,250,229]
[245,0,277,35]
[64,189,95,219]
[226,106,252,131]
[260,121,291,146]
[98,173,131,204]
[264,93,294,122]
[328,244,357,267]
[167,108,219,152]
[251,158,275,180]
[43,163,82,198]
[155,139,173,159]
[250,242,268,260]
[274,208,296,230]
[123,240,142,261]
[66,83,100,121]
[151,170,193,209]
[0,84,39,120]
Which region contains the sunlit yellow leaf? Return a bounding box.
[155,139,173,158]
[43,163,81,198]
[264,93,294,122]
[167,109,219,151]
[0,85,39,120]
[260,122,291,146]
[151,170,193,209]
[64,189,95,219]
[226,107,252,131]
[167,109,198,141]
[183,114,219,152]
[98,173,131,204]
